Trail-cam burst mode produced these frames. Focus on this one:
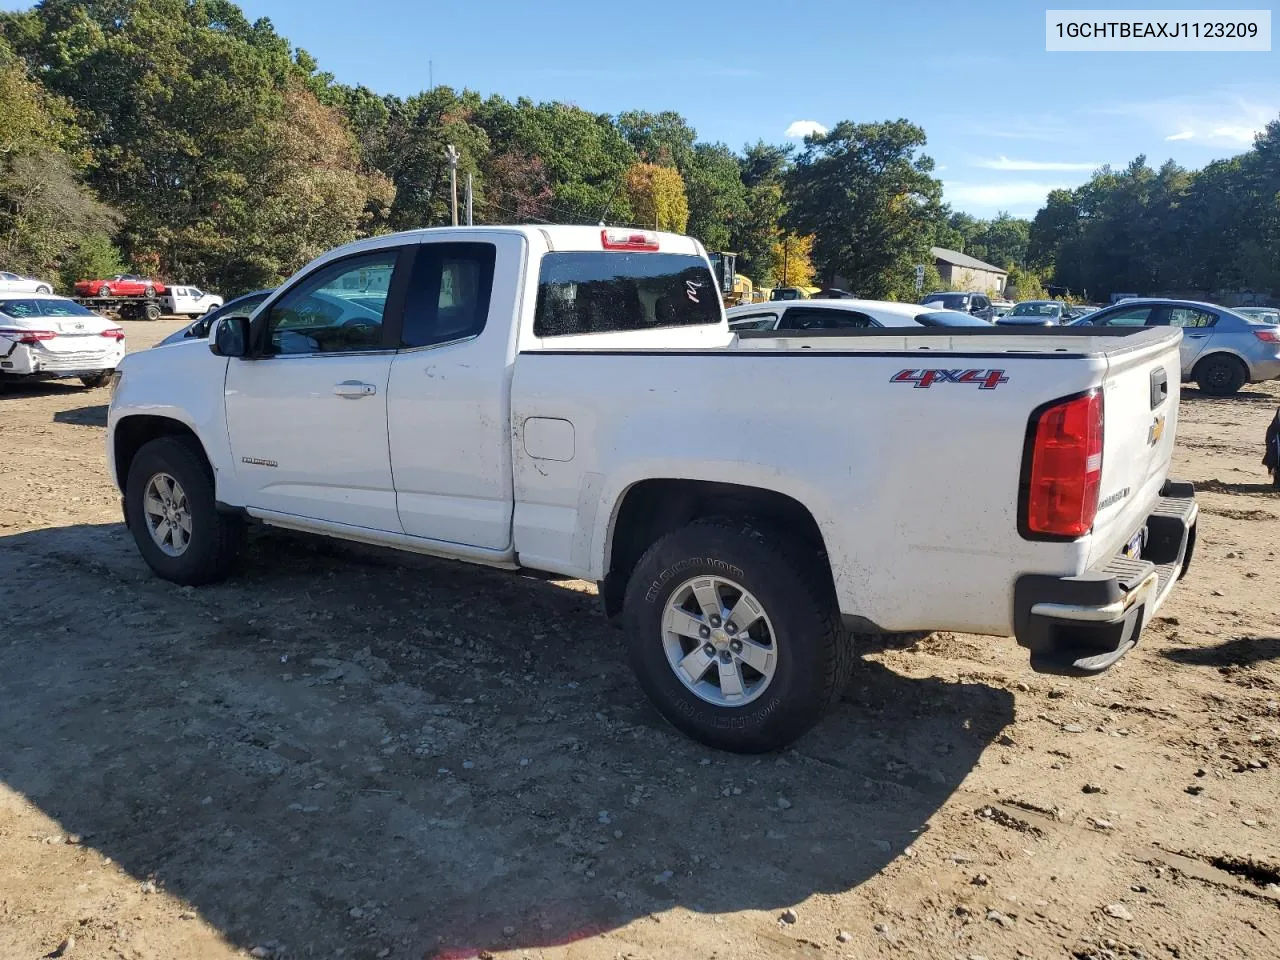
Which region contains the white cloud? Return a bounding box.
[784,120,827,139]
[976,156,1099,172]
[1095,89,1275,148]
[944,181,1070,211]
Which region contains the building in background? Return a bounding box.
[931,247,1008,295]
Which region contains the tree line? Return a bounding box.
[2,1,1277,303]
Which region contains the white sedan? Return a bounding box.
[0,271,54,294]
[0,294,125,388]
[727,298,993,331]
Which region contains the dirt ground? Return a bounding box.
[1,318,1277,960]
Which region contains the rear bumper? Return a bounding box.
[1014,479,1197,676]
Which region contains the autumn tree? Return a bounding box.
[623,163,689,233]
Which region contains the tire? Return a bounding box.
[205,302,219,315]
[144,283,155,298]
[97,283,112,297]
[1195,354,1248,396]
[144,303,162,321]
[35,285,51,295]
[80,371,113,389]
[125,436,243,585]
[623,518,853,753]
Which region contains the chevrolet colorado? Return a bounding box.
[107,226,1197,751]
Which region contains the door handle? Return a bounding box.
[333,380,376,398]
[1188,334,1208,339]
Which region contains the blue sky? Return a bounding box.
[5,0,1277,216]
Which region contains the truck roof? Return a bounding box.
[323,225,705,259]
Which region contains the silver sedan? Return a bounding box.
[1072,298,1280,395]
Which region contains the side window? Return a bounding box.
[265,251,399,355]
[1166,307,1217,329]
[401,243,496,348]
[189,288,203,299]
[782,307,874,330]
[1097,305,1154,327]
[728,312,779,331]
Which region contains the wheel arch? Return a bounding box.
[1191,349,1249,381]
[112,415,213,493]
[598,478,834,621]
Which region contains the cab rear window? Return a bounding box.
[533,252,720,337]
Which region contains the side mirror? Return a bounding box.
[209,315,251,357]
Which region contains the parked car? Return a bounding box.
[0,294,125,388]
[1066,305,1100,321]
[1071,298,1280,395]
[997,300,1068,326]
[1236,307,1280,325]
[108,225,1196,752]
[727,298,991,331]
[0,271,54,294]
[991,299,1015,318]
[156,290,274,347]
[163,286,224,317]
[918,291,996,322]
[768,286,809,301]
[74,274,168,298]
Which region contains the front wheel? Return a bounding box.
[1196,354,1248,396]
[623,518,852,753]
[35,284,52,295]
[126,436,243,585]
[80,371,113,388]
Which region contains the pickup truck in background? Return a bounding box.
[162,286,224,317]
[106,226,1198,752]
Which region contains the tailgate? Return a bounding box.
[1088,329,1182,566]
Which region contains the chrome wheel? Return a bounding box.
[661,575,778,706]
[143,472,192,557]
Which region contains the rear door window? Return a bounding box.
[1165,307,1217,329]
[534,252,719,337]
[728,312,779,331]
[780,307,876,329]
[400,242,496,348]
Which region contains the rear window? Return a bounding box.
[534,253,720,337]
[916,309,992,327]
[922,294,968,310]
[0,298,97,319]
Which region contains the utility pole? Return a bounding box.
[445,144,459,226]
[782,237,790,287]
[429,60,434,90]
[465,173,473,226]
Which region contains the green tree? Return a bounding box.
[683,143,747,251]
[617,110,696,170]
[784,119,943,298]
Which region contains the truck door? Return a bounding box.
[224,247,405,531]
[386,235,521,550]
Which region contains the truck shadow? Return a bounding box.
[1161,636,1280,668]
[0,522,1013,958]
[52,403,109,426]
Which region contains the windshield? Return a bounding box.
[1010,302,1061,317]
[915,310,992,327]
[0,298,98,319]
[921,294,968,310]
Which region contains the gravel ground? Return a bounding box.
[1,318,1277,960]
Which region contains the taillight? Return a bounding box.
[601,228,659,251]
[0,328,57,345]
[1023,390,1104,538]
[1253,328,1280,343]
[101,328,126,341]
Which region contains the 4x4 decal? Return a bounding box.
[891,368,1009,390]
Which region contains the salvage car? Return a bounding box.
[1071,298,1280,396]
[107,226,1198,752]
[1,294,125,388]
[0,270,54,294]
[74,274,167,298]
[727,299,991,330]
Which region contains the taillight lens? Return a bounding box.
[601,228,659,251]
[101,327,126,341]
[1024,391,1104,538]
[0,328,57,345]
[1253,328,1280,343]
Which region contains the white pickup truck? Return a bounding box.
[107,226,1198,752]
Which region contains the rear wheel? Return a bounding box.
[125,436,243,585]
[80,371,112,388]
[143,303,162,321]
[1196,354,1248,396]
[35,284,51,295]
[144,283,155,298]
[623,518,852,753]
[97,282,112,297]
